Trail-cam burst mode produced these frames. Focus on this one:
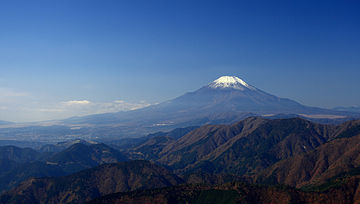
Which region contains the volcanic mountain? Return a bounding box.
[62,76,353,138]
[153,76,310,114]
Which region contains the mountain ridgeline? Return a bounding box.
[124,117,355,174]
[0,142,128,193]
[2,117,360,203]
[0,160,183,204]
[123,117,360,188]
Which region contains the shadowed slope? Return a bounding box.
[0,160,183,204]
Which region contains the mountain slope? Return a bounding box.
[0,145,42,174]
[47,143,128,173]
[0,145,41,164]
[256,121,360,187]
[123,126,199,160]
[111,126,198,150]
[0,143,129,193]
[122,117,360,179]
[39,139,99,153]
[157,117,336,174]
[0,146,56,193]
[0,162,65,194]
[4,118,360,203]
[0,160,183,204]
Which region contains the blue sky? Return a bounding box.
[0,0,359,122]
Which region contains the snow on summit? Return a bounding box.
[209,76,255,90]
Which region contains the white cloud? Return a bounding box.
[63,100,91,105]
[92,100,151,113]
[47,99,149,114]
[33,99,150,119]
[114,100,125,103]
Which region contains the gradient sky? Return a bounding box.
[0,0,360,122]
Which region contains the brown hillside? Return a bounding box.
[257,133,360,188]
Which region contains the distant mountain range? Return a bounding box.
[124,117,360,178]
[2,117,360,203]
[333,105,360,113]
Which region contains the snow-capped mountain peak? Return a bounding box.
[209,76,255,90]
